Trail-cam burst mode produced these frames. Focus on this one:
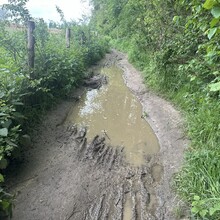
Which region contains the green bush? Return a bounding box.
[0,17,109,217]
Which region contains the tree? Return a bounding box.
[3,0,31,23]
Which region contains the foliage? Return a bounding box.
[3,0,31,23]
[0,1,109,217]
[55,5,66,25]
[0,48,24,216]
[90,0,220,218]
[0,172,13,217]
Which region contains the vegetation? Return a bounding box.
[90,0,220,218]
[0,1,108,217]
[1,0,220,218]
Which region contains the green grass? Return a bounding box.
[111,39,220,219]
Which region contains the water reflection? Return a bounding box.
[67,66,160,166]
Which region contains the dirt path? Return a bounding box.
[7,50,188,220]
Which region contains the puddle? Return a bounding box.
[152,164,163,182]
[67,66,159,166]
[123,195,133,220]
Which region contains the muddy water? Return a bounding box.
[67,66,159,166]
[123,195,133,220]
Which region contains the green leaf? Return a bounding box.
[203,0,217,9]
[209,81,220,91]
[173,16,179,22]
[211,6,220,18]
[200,209,208,217]
[210,18,219,27]
[209,203,220,215]
[212,71,219,76]
[0,128,8,137]
[1,200,10,210]
[0,92,5,99]
[2,120,12,129]
[5,139,18,148]
[190,76,196,81]
[0,113,7,117]
[208,27,217,39]
[192,206,199,214]
[0,174,4,182]
[194,195,200,201]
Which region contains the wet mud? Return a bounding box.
[62,126,161,219]
[6,50,189,220]
[67,65,159,167]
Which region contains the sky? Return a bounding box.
[0,0,92,22]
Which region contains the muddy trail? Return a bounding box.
[6,50,188,220]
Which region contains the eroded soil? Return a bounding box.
[6,50,188,220]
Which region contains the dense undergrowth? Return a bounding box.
[90,0,220,219]
[0,2,109,217]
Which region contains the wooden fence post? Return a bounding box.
[27,21,35,78]
[66,28,71,48]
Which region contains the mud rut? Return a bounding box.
[54,126,159,220]
[7,50,188,220]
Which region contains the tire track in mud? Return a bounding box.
[63,125,160,220]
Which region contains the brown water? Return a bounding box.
[67,66,159,166]
[123,195,133,220]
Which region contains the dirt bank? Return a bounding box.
[6,50,189,220]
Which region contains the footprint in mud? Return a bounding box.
[151,164,163,182]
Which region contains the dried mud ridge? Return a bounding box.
[7,50,188,220]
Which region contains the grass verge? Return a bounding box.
[112,39,220,219]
